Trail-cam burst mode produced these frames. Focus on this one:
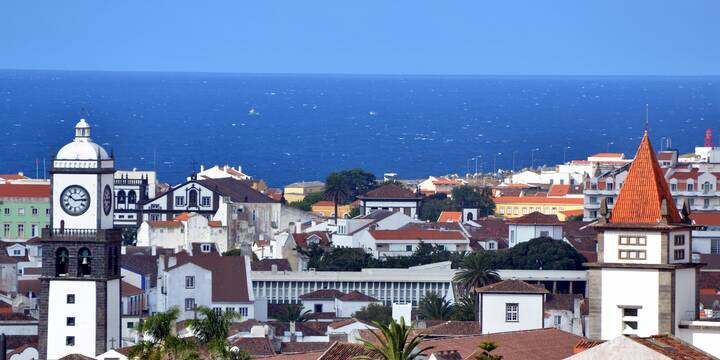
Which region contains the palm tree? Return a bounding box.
[276,304,312,323]
[324,173,351,224]
[186,306,241,358]
[417,292,454,321]
[129,307,199,360]
[451,294,477,321]
[453,253,500,296]
[355,318,433,360]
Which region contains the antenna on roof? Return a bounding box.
[644,104,649,132]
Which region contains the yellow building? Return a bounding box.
[311,201,357,218]
[494,196,584,219]
[283,181,325,202]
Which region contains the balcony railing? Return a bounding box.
[41,227,121,241]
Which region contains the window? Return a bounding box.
[703,182,713,193]
[314,304,323,313]
[3,224,10,237]
[540,231,550,237]
[213,307,222,315]
[671,183,677,191]
[619,236,646,245]
[589,196,598,204]
[606,182,614,191]
[3,208,9,215]
[621,307,640,335]
[499,207,505,215]
[17,224,24,237]
[225,307,236,314]
[607,197,614,205]
[437,245,445,251]
[522,207,528,215]
[128,190,137,204]
[674,235,685,246]
[201,244,211,253]
[66,336,75,346]
[45,208,50,216]
[17,208,24,216]
[66,317,75,326]
[32,208,38,216]
[510,230,516,244]
[704,199,710,209]
[31,224,38,237]
[619,250,646,260]
[150,214,161,221]
[505,303,519,322]
[117,190,126,204]
[12,249,21,256]
[188,190,199,207]
[184,298,196,310]
[554,315,562,327]
[406,245,412,252]
[175,196,186,206]
[202,196,211,207]
[513,207,518,215]
[239,307,249,317]
[590,210,598,218]
[185,276,195,289]
[127,322,135,329]
[712,239,720,254]
[674,249,685,260]
[487,242,496,250]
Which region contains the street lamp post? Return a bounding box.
[531,148,540,168]
[494,152,502,174]
[563,146,571,163]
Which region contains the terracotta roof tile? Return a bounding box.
[508,211,562,225]
[339,291,378,302]
[0,184,50,198]
[369,229,466,241]
[547,184,570,197]
[167,256,250,302]
[438,211,462,223]
[230,336,276,356]
[58,355,95,360]
[359,184,420,200]
[262,351,325,360]
[494,197,583,205]
[590,152,624,158]
[299,289,346,300]
[318,342,376,360]
[0,174,29,180]
[281,342,331,354]
[328,318,374,329]
[147,220,183,228]
[252,259,292,271]
[18,279,40,295]
[609,132,682,224]
[417,321,481,336]
[690,212,720,226]
[477,279,549,294]
[293,232,331,249]
[630,334,716,359]
[121,281,144,297]
[198,177,277,203]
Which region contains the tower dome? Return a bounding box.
[55,118,111,160]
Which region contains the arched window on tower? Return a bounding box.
[55,247,69,276]
[78,247,92,276]
[188,189,198,207]
[117,190,126,205]
[128,190,137,205]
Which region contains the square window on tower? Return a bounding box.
[66,294,75,304]
[66,336,75,346]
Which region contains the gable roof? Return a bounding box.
[198,177,276,203]
[339,291,378,302]
[328,318,375,330]
[121,281,144,297]
[547,184,570,197]
[417,321,481,336]
[293,232,331,249]
[359,184,421,200]
[318,342,376,360]
[252,258,292,271]
[166,256,250,302]
[509,211,562,225]
[609,131,682,224]
[230,336,276,356]
[299,289,346,300]
[477,279,549,294]
[281,342,331,354]
[690,212,720,226]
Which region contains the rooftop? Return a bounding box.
[359,184,421,200]
[369,229,466,241]
[477,279,549,294]
[0,184,50,198]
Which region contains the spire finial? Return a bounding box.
[645,104,649,133]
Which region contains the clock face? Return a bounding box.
[103,185,112,215]
[61,185,90,216]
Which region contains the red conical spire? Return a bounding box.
[609,131,681,224]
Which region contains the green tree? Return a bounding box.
[355,318,433,360]
[304,192,327,205]
[316,247,371,271]
[507,237,586,270]
[451,294,477,321]
[418,292,454,320]
[451,185,495,217]
[453,253,500,295]
[222,249,245,256]
[325,173,351,224]
[288,200,312,211]
[326,168,377,201]
[353,303,394,325]
[187,306,241,358]
[418,193,456,221]
[276,304,312,322]
[129,307,199,360]
[475,341,503,360]
[348,205,361,218]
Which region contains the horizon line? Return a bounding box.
[1,67,719,78]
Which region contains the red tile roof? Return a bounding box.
[547,184,570,197]
[690,212,720,226]
[438,211,462,223]
[359,184,420,200]
[313,201,337,207]
[0,174,29,180]
[58,354,95,360]
[508,211,562,225]
[417,321,481,336]
[590,152,624,158]
[299,289,346,300]
[251,259,292,271]
[174,212,191,221]
[328,318,374,329]
[630,334,716,359]
[230,336,276,356]
[477,279,549,294]
[494,197,583,205]
[262,351,325,360]
[166,255,250,302]
[18,279,40,295]
[560,209,584,217]
[293,232,331,249]
[658,152,675,161]
[0,184,50,198]
[432,178,463,186]
[369,229,466,241]
[147,220,183,228]
[317,342,375,360]
[339,291,378,302]
[281,342,331,354]
[609,131,682,224]
[208,220,223,228]
[121,281,144,297]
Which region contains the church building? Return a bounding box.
[38,119,122,359]
[586,130,698,340]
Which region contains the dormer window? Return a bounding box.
[307,235,320,246]
[201,244,211,253]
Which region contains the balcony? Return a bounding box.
[41,227,122,241]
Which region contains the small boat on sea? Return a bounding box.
[248,107,261,116]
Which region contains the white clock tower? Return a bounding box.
[39,119,121,360]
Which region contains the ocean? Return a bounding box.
[0,70,718,187]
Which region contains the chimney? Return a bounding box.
[271,264,278,274]
[151,246,157,256]
[200,165,205,172]
[168,256,177,268]
[120,246,127,255]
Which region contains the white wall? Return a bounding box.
[335,300,377,318]
[479,293,543,334]
[47,280,97,359]
[600,268,659,339]
[301,299,336,313]
[106,278,121,352]
[165,263,212,320]
[603,230,662,264]
[678,327,720,358]
[508,224,563,247]
[674,268,696,328]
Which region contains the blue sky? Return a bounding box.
[1,0,718,75]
